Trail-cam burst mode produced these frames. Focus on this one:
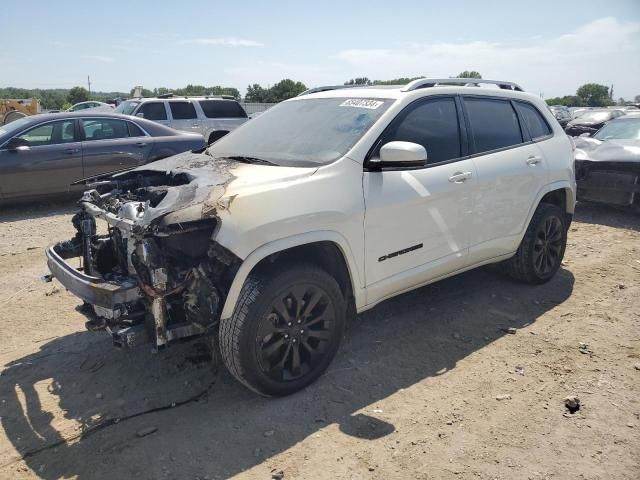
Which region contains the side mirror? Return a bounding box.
[579,132,591,138]
[378,141,427,165]
[135,112,145,118]
[6,137,30,151]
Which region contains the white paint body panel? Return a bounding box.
[214,85,576,319]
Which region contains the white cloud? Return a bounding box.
[182,37,264,47]
[82,55,115,63]
[334,17,640,98]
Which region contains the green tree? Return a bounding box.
[245,79,307,103]
[634,94,640,103]
[545,95,581,107]
[67,86,89,105]
[456,70,482,79]
[268,79,307,102]
[372,77,424,85]
[576,83,613,107]
[344,77,371,86]
[245,84,268,102]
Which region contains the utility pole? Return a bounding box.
[88,75,91,98]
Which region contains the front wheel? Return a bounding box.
[508,203,568,284]
[219,264,346,396]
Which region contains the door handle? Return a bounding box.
[526,155,542,166]
[448,171,472,183]
[64,147,79,154]
[191,124,200,128]
[135,142,147,147]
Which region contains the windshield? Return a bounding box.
[208,97,393,166]
[115,100,140,116]
[0,117,32,139]
[593,119,640,140]
[577,111,613,122]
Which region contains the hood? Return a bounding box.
[574,137,640,163]
[106,150,318,226]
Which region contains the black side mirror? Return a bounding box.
[6,137,30,151]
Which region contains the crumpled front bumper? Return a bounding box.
[45,243,142,309]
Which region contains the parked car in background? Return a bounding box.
[0,112,205,205]
[565,109,625,136]
[47,78,575,396]
[115,94,248,144]
[68,101,114,112]
[574,116,640,209]
[549,105,572,127]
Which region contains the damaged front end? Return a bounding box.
[574,138,640,208]
[46,152,241,350]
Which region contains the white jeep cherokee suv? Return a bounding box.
[47,78,576,396]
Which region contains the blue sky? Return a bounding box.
[1,0,639,99]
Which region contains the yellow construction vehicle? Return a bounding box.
[0,97,41,125]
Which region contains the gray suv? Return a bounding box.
[115,94,248,144]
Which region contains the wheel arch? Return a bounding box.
[524,181,575,230]
[219,232,363,320]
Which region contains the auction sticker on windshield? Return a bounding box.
[340,99,384,109]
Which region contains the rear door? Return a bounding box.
[0,119,82,200]
[461,96,550,264]
[167,101,202,135]
[80,118,153,178]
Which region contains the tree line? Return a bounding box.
[545,83,639,107]
[4,72,638,110]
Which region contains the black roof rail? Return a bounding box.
[157,92,175,99]
[401,78,524,92]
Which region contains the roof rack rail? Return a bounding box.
[157,92,175,98]
[401,78,524,92]
[297,85,359,96]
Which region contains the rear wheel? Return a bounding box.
[508,203,567,284]
[219,264,345,396]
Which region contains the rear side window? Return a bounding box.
[169,101,197,120]
[515,102,552,140]
[198,100,248,118]
[127,122,145,137]
[138,102,167,121]
[377,97,461,164]
[81,119,130,140]
[464,98,523,153]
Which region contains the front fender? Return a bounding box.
[219,231,364,320]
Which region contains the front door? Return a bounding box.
[363,96,475,303]
[0,119,82,201]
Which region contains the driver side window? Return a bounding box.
[374,97,462,164]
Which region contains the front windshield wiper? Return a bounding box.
[219,155,278,166]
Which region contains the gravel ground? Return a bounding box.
[0,201,638,480]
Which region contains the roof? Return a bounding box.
[16,111,142,123]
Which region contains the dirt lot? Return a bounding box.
[0,201,638,480]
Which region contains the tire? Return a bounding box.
[219,264,346,396]
[507,203,567,284]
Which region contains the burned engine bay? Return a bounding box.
[49,151,242,350]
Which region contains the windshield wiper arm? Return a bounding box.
[221,155,278,166]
